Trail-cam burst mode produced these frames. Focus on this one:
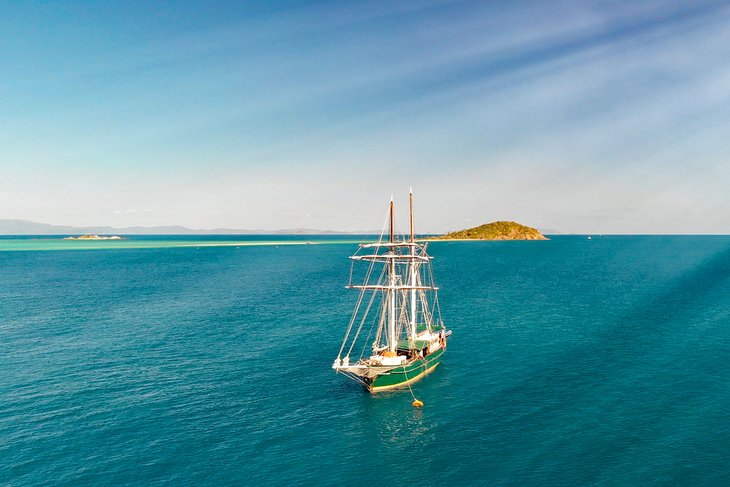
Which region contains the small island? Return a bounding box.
[63,235,124,240]
[432,221,548,240]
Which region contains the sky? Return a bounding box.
[1,0,729,234]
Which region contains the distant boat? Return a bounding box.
[333,190,451,392]
[588,235,592,240]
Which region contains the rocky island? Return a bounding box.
[433,221,548,240]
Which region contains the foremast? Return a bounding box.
[409,188,417,343]
[387,197,397,354]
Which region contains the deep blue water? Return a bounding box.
[1,236,729,485]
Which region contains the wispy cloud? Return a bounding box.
[1,1,728,232]
[113,209,154,215]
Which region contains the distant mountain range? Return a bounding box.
[0,219,355,235]
[0,219,563,236]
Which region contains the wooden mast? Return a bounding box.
[388,196,396,353]
[409,188,414,244]
[389,197,394,244]
[409,188,417,341]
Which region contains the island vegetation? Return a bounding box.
[433,221,547,240]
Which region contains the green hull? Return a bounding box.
[367,347,445,392]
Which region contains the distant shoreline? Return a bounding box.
[0,218,376,236]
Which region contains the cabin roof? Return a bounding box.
[397,339,431,349]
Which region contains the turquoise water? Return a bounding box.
[1,235,729,485]
[0,235,363,251]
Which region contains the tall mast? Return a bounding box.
[409,188,417,340]
[389,196,394,244]
[388,196,396,353]
[409,188,414,243]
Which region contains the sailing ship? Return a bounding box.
[332,190,451,392]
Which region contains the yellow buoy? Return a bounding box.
[412,399,424,408]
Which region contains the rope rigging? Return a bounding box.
[332,191,448,403]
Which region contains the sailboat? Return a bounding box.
[332,190,451,392]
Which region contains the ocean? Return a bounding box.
[1,235,729,485]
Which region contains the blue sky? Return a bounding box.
[1,0,728,233]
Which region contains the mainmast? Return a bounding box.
[409,188,417,341]
[388,196,397,353]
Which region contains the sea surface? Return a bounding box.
[1,235,729,486]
